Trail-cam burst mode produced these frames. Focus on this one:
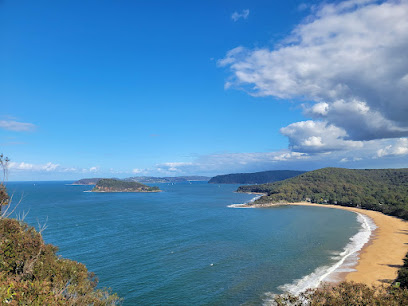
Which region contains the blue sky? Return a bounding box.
[1,0,408,180]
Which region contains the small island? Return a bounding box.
[91,179,161,193]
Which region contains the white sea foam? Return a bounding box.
[227,194,262,208]
[227,203,254,208]
[263,211,377,304]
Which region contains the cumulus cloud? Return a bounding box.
[131,168,149,175]
[8,162,100,174]
[9,162,60,172]
[304,100,408,140]
[231,9,250,22]
[377,138,408,157]
[151,151,310,175]
[0,120,36,132]
[280,120,363,152]
[220,0,408,146]
[156,162,194,173]
[148,137,408,176]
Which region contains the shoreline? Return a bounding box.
[251,201,408,287]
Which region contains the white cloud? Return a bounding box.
[148,137,408,175]
[132,168,147,174]
[8,162,100,174]
[220,0,408,144]
[43,162,59,172]
[231,9,250,22]
[0,120,36,132]
[304,99,408,140]
[280,120,363,152]
[156,162,193,173]
[377,138,408,157]
[9,161,60,172]
[150,151,310,176]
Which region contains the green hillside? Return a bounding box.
[208,170,305,184]
[238,167,408,219]
[92,179,160,192]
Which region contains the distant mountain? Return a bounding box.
[125,176,210,183]
[208,170,305,184]
[92,179,160,193]
[71,178,103,185]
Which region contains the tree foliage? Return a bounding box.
[274,281,408,305]
[209,170,305,184]
[0,154,9,208]
[0,217,121,305]
[238,167,408,219]
[92,179,160,192]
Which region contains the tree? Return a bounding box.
[0,154,10,213]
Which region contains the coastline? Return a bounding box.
[255,201,408,287]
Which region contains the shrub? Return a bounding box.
[0,218,121,305]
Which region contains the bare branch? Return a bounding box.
[37,216,48,234]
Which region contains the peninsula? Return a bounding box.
[91,179,160,193]
[238,167,408,218]
[209,170,304,184]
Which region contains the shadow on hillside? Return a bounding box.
[378,278,394,284]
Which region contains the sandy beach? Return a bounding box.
[267,202,408,286]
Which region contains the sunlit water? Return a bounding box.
[5,181,363,305]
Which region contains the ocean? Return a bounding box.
[4,181,373,305]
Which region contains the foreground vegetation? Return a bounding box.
[274,281,408,305]
[0,183,120,305]
[209,170,305,184]
[238,167,408,220]
[0,218,121,305]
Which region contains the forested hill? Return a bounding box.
[237,167,408,219]
[92,179,160,192]
[208,170,305,184]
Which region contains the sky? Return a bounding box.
[1,0,408,181]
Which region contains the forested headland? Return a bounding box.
[208,170,305,184]
[238,167,408,220]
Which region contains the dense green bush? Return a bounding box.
[0,183,8,206]
[208,170,305,184]
[0,217,121,305]
[274,282,408,305]
[238,167,408,219]
[93,178,159,192]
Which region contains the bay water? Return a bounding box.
[5,181,363,305]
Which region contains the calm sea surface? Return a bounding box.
[5,181,360,305]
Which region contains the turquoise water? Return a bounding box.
[5,181,361,305]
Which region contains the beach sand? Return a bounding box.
[285,202,408,286]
